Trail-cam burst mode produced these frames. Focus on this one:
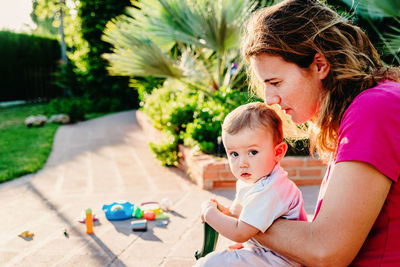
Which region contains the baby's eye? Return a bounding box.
[230,152,239,158]
[249,150,258,156]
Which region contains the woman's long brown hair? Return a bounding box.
[242,0,399,158]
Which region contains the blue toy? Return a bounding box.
[102,201,134,220]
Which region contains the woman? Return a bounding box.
[241,0,400,265]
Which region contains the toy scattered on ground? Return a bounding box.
[160,198,172,211]
[155,213,169,220]
[63,228,69,238]
[156,220,168,227]
[86,208,94,234]
[18,231,35,238]
[141,202,162,215]
[131,219,147,231]
[78,211,99,223]
[102,201,134,220]
[102,200,171,232]
[143,211,156,221]
[133,206,143,218]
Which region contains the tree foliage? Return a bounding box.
[103,0,259,93]
[331,0,400,65]
[32,0,138,112]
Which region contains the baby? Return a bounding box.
[195,102,307,266]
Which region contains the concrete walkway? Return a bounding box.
[0,110,319,267]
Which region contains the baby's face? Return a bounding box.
[223,127,277,184]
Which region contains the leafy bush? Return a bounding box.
[47,97,90,123]
[149,133,179,167]
[0,31,61,101]
[183,88,257,154]
[142,83,260,164]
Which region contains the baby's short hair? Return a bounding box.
[222,102,283,145]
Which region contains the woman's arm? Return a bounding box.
[254,161,392,266]
[202,200,259,243]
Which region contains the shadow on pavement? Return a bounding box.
[26,181,127,267]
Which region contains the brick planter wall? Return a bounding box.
[136,110,326,190]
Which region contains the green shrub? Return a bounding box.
[47,97,90,122]
[142,82,198,132]
[149,133,179,166]
[0,31,61,101]
[183,88,258,154]
[143,84,260,162]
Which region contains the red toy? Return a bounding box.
[143,211,156,220]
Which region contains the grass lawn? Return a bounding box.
[0,103,112,183]
[0,103,59,183]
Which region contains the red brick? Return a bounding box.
[306,159,325,167]
[205,162,226,172]
[286,169,297,177]
[281,157,305,167]
[291,178,322,186]
[299,169,322,177]
[203,170,219,180]
[219,170,235,180]
[214,180,236,188]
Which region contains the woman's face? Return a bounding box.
[250,53,326,124]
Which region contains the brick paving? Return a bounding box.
[0,110,319,267]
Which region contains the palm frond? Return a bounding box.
[340,0,400,19]
[103,19,184,78]
[384,25,400,53]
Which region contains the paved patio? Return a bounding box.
[0,110,319,267]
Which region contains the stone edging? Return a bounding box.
[136,110,325,190]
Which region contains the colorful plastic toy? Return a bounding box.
[131,219,147,231]
[143,211,156,220]
[141,201,162,215]
[133,206,143,218]
[160,198,172,211]
[18,231,34,238]
[155,213,169,220]
[86,208,94,234]
[63,228,69,238]
[102,201,134,220]
[78,211,99,223]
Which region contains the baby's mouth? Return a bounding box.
[241,173,251,178]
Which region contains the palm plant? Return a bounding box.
[102,0,260,93]
[339,0,400,64]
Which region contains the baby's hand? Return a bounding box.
[201,199,217,223]
[211,199,230,216]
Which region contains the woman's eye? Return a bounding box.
[230,152,239,158]
[270,81,280,87]
[249,150,258,156]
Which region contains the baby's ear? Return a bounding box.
[275,141,288,162]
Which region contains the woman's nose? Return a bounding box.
[264,89,280,105]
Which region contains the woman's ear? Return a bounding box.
[275,141,288,162]
[314,53,330,80]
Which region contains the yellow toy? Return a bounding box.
[18,231,34,238]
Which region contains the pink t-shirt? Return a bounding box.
[314,80,400,266]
